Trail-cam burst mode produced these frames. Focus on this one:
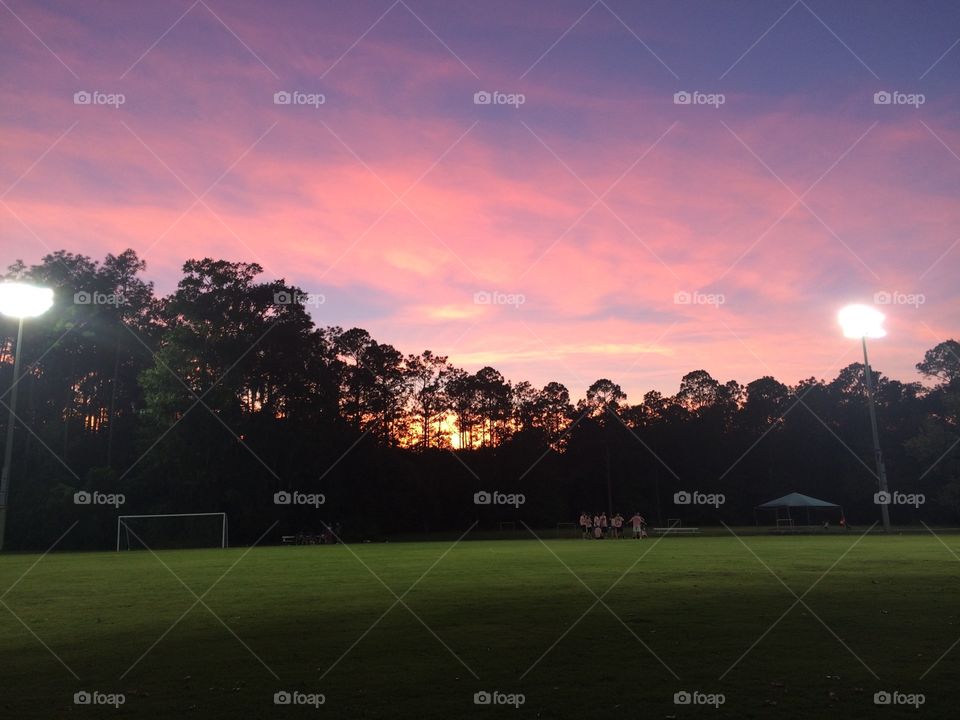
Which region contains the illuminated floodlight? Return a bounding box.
[838,304,886,340]
[0,283,54,319]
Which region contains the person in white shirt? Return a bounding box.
[628,512,646,539]
[611,513,624,539]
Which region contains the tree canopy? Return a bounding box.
[1,250,957,549]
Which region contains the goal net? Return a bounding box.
[116,513,228,551]
[556,522,579,537]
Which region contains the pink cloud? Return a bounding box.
[2,2,958,399]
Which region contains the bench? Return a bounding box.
[282,533,331,545]
[652,527,701,536]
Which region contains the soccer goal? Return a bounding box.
[495,521,517,533]
[776,517,796,533]
[116,513,228,551]
[556,522,579,537]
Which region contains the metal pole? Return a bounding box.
[605,445,612,519]
[861,337,891,532]
[0,318,25,551]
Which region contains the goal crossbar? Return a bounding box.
[117,512,228,551]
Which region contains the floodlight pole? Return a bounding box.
[0,318,25,551]
[861,337,891,532]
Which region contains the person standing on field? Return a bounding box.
[579,512,591,539]
[629,512,646,539]
[612,513,624,539]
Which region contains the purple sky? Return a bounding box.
[2,0,959,398]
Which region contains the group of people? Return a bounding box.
[578,511,647,539]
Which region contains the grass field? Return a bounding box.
[1,533,959,718]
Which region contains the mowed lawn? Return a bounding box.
[1,534,959,719]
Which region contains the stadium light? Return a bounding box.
[838,303,886,339]
[0,282,55,551]
[838,303,890,532]
[0,283,54,319]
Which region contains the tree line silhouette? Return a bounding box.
[1,250,958,549]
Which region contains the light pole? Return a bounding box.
[0,283,54,551]
[838,304,890,533]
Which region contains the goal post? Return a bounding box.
[776,517,796,533]
[116,513,228,551]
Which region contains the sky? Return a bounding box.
[1,0,959,400]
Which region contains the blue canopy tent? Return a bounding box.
[755,492,843,527]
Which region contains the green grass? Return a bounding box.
[1,534,959,718]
